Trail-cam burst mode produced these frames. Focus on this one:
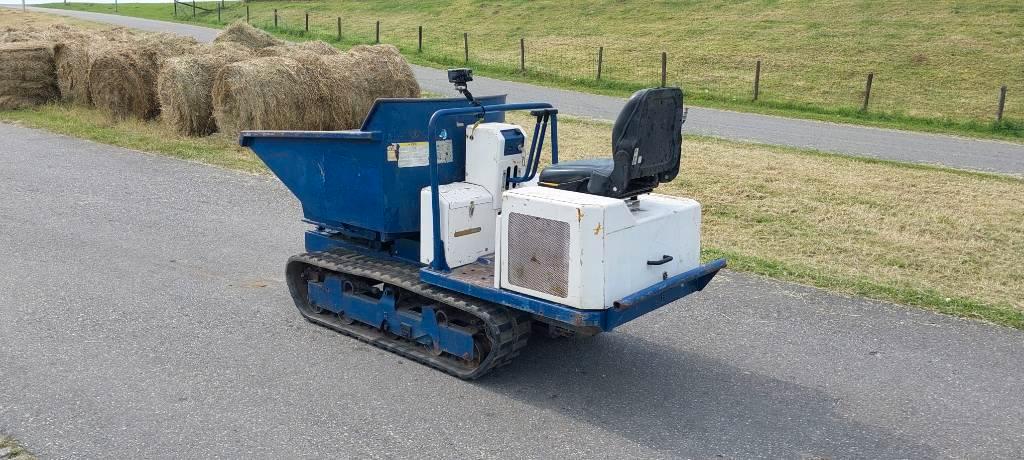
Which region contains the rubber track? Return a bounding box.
[287,249,531,380]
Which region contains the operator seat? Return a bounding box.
[538,87,684,199]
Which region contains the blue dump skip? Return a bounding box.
[240,95,507,240]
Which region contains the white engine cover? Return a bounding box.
[498,187,701,310]
[464,122,527,210]
[420,182,496,268]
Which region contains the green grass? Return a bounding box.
[1,104,262,173]
[3,103,1021,330]
[0,435,36,460]
[42,0,1024,141]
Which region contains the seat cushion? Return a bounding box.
[538,159,614,193]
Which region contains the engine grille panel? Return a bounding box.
[507,212,570,298]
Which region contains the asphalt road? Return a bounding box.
[10,5,1024,176]
[2,123,1023,458]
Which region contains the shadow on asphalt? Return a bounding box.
[475,333,937,458]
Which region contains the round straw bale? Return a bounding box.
[48,27,139,106]
[214,21,284,50]
[344,44,420,100]
[295,40,341,56]
[88,35,199,120]
[52,37,97,105]
[212,56,321,135]
[157,42,253,136]
[0,42,58,110]
[255,40,341,65]
[98,27,137,42]
[0,29,34,43]
[257,40,341,57]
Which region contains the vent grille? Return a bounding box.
[507,212,570,298]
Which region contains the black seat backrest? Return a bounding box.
[587,87,684,198]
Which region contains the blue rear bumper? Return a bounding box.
[420,258,726,332]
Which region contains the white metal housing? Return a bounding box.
[498,187,701,310]
[420,182,496,268]
[464,123,527,210]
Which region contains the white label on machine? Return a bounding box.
[388,141,453,168]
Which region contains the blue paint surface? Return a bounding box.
[307,272,476,358]
[420,258,726,331]
[240,96,507,239]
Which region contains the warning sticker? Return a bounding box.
[388,141,453,168]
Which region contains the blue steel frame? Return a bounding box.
[307,272,476,357]
[421,258,725,332]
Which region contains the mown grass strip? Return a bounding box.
[705,248,1024,330]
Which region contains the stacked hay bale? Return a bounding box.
[340,44,420,113]
[155,24,291,136]
[212,44,420,135]
[0,28,34,43]
[213,21,284,50]
[88,33,198,120]
[256,40,341,60]
[0,42,58,110]
[157,42,253,135]
[211,56,319,135]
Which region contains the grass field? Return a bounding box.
[3,100,1021,328]
[0,435,36,460]
[44,0,1024,140]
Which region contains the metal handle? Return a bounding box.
[647,255,673,266]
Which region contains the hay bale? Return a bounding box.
[214,21,284,50]
[157,42,253,136]
[0,29,34,43]
[0,42,58,110]
[48,27,138,106]
[52,37,97,105]
[295,40,341,56]
[88,35,199,119]
[98,27,137,42]
[256,40,341,59]
[212,44,420,135]
[342,44,420,102]
[212,56,319,135]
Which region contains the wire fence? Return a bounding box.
[158,1,1016,125]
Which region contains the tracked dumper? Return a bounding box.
[242,70,724,378]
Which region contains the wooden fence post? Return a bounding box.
[418,26,423,53]
[246,5,250,23]
[192,1,196,19]
[996,85,1007,122]
[520,38,525,72]
[464,32,469,63]
[661,52,667,87]
[337,17,341,41]
[305,12,309,32]
[862,72,874,112]
[376,20,380,43]
[273,9,277,28]
[597,46,603,81]
[753,60,761,101]
[174,1,177,16]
